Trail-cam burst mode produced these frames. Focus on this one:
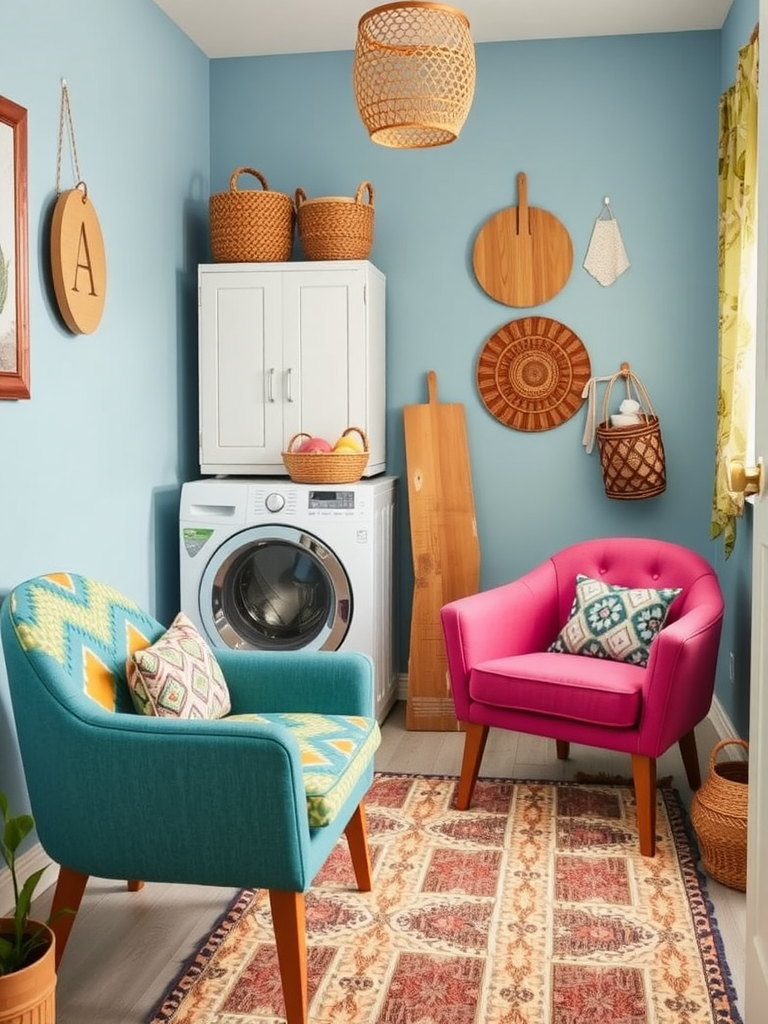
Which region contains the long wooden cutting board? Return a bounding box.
[403,371,481,731]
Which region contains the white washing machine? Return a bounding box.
[179,476,398,722]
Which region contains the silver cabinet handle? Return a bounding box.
[286,367,294,403]
[267,367,275,403]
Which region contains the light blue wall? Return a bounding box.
[209,30,737,707]
[0,0,758,826]
[0,0,209,817]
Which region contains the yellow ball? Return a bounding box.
[333,438,363,453]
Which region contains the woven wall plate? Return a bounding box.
[476,316,591,431]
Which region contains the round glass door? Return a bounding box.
[199,525,352,652]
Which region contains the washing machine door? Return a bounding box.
[198,524,352,652]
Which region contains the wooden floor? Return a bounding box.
[34,702,747,1023]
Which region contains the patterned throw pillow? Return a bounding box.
[548,574,682,667]
[126,612,231,719]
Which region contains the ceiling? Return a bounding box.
[151,0,735,60]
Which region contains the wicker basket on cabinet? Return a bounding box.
[209,167,294,262]
[294,182,374,260]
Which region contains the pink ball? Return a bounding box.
[297,436,333,453]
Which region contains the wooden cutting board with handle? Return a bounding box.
[472,171,573,307]
[403,371,481,731]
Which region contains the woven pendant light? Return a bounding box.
[353,2,476,149]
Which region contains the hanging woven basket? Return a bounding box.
[595,367,666,500]
[353,2,476,149]
[690,738,748,891]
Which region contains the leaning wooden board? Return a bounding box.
[403,371,481,731]
[472,171,573,307]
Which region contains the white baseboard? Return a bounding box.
[704,694,747,757]
[0,845,57,917]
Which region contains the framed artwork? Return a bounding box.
[0,93,29,399]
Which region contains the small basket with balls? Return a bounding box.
[282,427,369,484]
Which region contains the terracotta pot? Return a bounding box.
[0,920,56,1024]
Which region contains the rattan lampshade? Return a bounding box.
[353,2,476,149]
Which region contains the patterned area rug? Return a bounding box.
[148,774,742,1024]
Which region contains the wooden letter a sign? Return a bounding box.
[51,185,107,334]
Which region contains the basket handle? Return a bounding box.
[599,364,658,424]
[354,182,375,207]
[342,426,369,452]
[229,167,269,192]
[708,737,749,771]
[294,187,307,208]
[285,431,312,453]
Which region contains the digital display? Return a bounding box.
[309,491,355,509]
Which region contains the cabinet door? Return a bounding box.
[199,271,284,471]
[282,268,369,446]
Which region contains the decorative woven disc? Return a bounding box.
[476,317,591,432]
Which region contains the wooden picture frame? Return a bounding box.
[0,94,29,400]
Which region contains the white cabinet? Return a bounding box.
[198,260,386,476]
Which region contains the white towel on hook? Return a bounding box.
[583,201,630,287]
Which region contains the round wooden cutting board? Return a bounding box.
[472,172,573,307]
[476,316,590,431]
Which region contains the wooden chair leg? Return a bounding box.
[344,803,372,892]
[556,740,570,761]
[456,722,489,810]
[269,889,308,1024]
[127,880,145,891]
[631,754,657,857]
[678,730,701,791]
[49,866,89,970]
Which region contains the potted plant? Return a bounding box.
[0,791,56,1024]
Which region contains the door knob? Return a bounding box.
[729,457,765,497]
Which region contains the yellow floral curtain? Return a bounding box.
[711,30,759,559]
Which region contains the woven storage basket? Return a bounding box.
[209,167,294,262]
[595,368,666,500]
[282,427,369,484]
[690,738,748,891]
[294,182,374,260]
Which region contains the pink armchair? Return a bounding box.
[440,537,724,856]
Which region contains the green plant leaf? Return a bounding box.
[4,813,34,855]
[0,792,52,975]
[15,868,46,925]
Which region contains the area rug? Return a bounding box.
[147,774,742,1024]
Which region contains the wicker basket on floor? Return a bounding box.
[690,738,748,891]
[282,428,369,484]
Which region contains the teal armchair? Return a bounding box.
[0,573,380,1024]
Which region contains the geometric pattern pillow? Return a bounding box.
[126,612,231,719]
[224,712,381,827]
[548,574,682,668]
